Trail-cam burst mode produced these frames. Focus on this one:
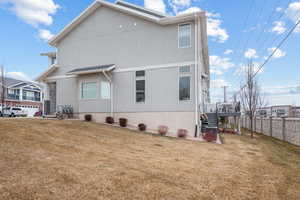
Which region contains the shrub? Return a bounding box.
[106,116,114,124]
[84,114,92,122]
[158,125,168,136]
[203,132,217,142]
[119,118,127,127]
[138,123,147,131]
[203,128,218,142]
[177,129,188,138]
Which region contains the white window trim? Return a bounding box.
[79,81,98,100]
[134,70,146,104]
[178,23,192,49]
[178,66,192,102]
[100,81,111,100]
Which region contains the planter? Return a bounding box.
[138,123,147,131]
[158,125,168,136]
[203,127,218,142]
[106,116,114,124]
[177,129,188,138]
[84,114,92,122]
[119,118,127,127]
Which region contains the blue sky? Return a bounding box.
[0,0,300,105]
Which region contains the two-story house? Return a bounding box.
[36,0,210,137]
[0,77,44,116]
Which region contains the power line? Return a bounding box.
[235,18,300,95]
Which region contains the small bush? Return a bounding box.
[177,129,188,138]
[119,118,127,127]
[158,125,168,136]
[106,116,114,124]
[138,123,147,131]
[84,114,92,122]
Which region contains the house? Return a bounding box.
[256,105,300,118]
[0,77,44,116]
[36,0,210,137]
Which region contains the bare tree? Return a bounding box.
[1,65,5,114]
[240,61,263,138]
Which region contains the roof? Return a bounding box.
[40,52,56,58]
[115,1,167,18]
[67,64,115,75]
[35,64,58,82]
[0,77,43,89]
[49,0,205,46]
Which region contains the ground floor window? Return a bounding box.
[179,66,191,101]
[101,81,110,99]
[135,70,145,103]
[81,82,97,99]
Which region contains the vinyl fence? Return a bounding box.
[240,116,300,146]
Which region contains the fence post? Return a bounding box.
[282,117,286,141]
[270,116,273,137]
[254,117,256,132]
[261,117,263,133]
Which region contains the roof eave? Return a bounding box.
[66,65,115,75]
[35,64,59,82]
[49,0,206,46]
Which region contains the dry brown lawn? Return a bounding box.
[0,119,299,200]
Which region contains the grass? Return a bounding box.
[0,119,299,200]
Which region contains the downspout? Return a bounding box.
[102,71,113,117]
[194,14,199,138]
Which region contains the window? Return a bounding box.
[81,82,97,99]
[179,66,191,101]
[101,81,110,99]
[178,24,191,48]
[135,70,145,103]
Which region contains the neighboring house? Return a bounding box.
[256,105,300,118]
[36,0,210,137]
[0,77,44,116]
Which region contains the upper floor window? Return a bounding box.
[178,24,191,48]
[135,70,145,103]
[81,82,97,99]
[179,66,191,101]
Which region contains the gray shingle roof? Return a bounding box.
[67,64,115,74]
[1,77,43,89]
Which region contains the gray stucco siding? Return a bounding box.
[52,6,196,77]
[113,65,195,112]
[55,78,79,113]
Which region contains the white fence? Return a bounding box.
[239,116,300,146]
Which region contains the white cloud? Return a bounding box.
[144,0,166,14]
[207,15,229,43]
[234,62,263,76]
[0,0,60,26]
[210,55,234,75]
[177,6,201,15]
[169,0,191,14]
[211,79,230,88]
[224,49,233,55]
[276,7,282,12]
[267,47,286,59]
[270,21,286,34]
[244,48,258,59]
[6,71,31,81]
[38,29,54,42]
[286,2,300,33]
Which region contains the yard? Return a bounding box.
[0,119,299,200]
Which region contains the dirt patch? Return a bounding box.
[0,118,299,200]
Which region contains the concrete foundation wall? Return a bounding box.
[79,111,196,137]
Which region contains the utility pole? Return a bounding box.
[222,86,228,103]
